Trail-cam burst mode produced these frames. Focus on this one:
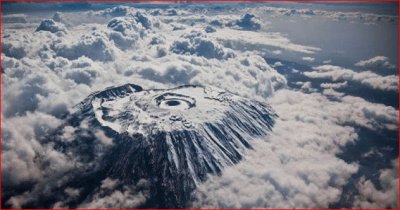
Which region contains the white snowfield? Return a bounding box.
[88,84,275,136]
[93,86,233,134]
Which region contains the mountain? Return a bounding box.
[9,84,277,208]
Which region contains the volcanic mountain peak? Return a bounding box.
[45,84,277,207]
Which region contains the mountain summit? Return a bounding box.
[11,84,277,208]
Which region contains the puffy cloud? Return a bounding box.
[79,178,149,208]
[2,43,27,59]
[93,5,136,17]
[108,17,141,35]
[194,88,397,207]
[205,25,216,33]
[320,81,348,89]
[302,56,315,62]
[171,31,235,60]
[228,13,262,31]
[52,12,64,22]
[272,61,283,67]
[304,65,398,91]
[256,6,397,24]
[322,88,345,98]
[355,56,396,69]
[272,50,282,55]
[36,19,68,34]
[353,160,398,208]
[295,81,317,92]
[2,112,64,187]
[150,8,189,16]
[54,32,115,61]
[194,89,362,207]
[64,68,97,85]
[94,130,113,146]
[107,11,156,34]
[104,11,158,50]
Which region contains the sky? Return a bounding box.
[1,2,398,208]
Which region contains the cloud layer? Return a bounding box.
[304,65,398,91]
[2,3,398,208]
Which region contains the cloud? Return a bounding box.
[320,81,348,89]
[36,19,68,34]
[295,81,317,92]
[302,56,315,62]
[3,14,27,23]
[205,25,216,33]
[94,130,113,145]
[2,112,64,187]
[228,13,262,31]
[194,88,397,207]
[1,8,289,207]
[194,89,362,207]
[55,32,116,61]
[304,65,398,91]
[211,29,320,54]
[92,5,136,17]
[272,50,282,55]
[2,43,27,59]
[272,61,283,67]
[256,6,397,24]
[1,4,397,208]
[79,178,149,208]
[171,31,235,60]
[322,88,345,98]
[355,56,396,69]
[353,160,398,208]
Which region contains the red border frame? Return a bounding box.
[0,0,398,209]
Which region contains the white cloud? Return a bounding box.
[304,65,398,91]
[227,13,262,31]
[95,130,113,146]
[54,32,116,61]
[1,4,397,208]
[323,59,332,64]
[295,81,317,92]
[36,19,68,34]
[272,50,282,55]
[355,56,396,69]
[353,160,398,208]
[322,88,345,98]
[272,61,283,67]
[101,178,119,190]
[302,56,315,62]
[211,29,320,54]
[79,178,149,208]
[170,31,236,60]
[320,81,348,89]
[255,6,397,24]
[194,89,361,207]
[194,88,398,207]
